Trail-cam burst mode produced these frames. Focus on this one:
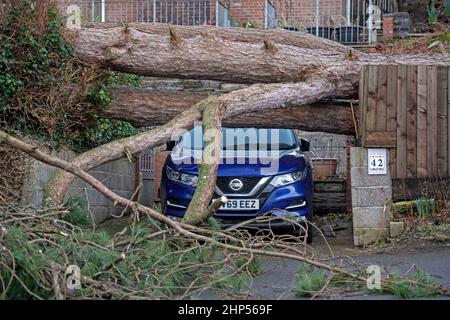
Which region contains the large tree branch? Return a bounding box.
[71,24,447,84]
[56,23,447,221]
[71,23,359,83]
[106,86,358,134]
[44,79,351,207]
[183,99,223,225]
[0,130,370,283]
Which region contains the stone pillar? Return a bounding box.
[351,147,392,246]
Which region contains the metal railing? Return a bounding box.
[59,0,225,26]
[266,0,394,44]
[265,0,277,29]
[216,1,230,27]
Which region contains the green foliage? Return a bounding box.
[427,0,439,24]
[106,71,144,88]
[1,204,253,299]
[0,0,72,123]
[71,118,139,152]
[431,31,450,44]
[415,197,436,219]
[236,255,261,275]
[151,202,162,213]
[212,267,252,293]
[445,0,450,16]
[61,197,92,228]
[383,271,441,298]
[329,273,363,290]
[0,0,141,152]
[293,265,327,297]
[206,217,223,229]
[1,227,55,299]
[244,21,257,29]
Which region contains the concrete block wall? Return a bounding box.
[350,147,392,246]
[21,146,136,225]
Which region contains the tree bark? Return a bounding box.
[71,23,358,84]
[106,86,357,135]
[45,78,350,207]
[71,23,447,82]
[183,99,223,225]
[52,23,447,222]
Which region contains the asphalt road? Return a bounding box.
[248,226,450,300]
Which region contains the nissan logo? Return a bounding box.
[229,179,244,191]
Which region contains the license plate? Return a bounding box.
[216,199,260,211]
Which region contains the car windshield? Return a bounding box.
[178,127,298,151]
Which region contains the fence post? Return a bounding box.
[346,0,351,26]
[101,0,105,22]
[315,0,319,37]
[153,0,157,23]
[216,0,219,27]
[264,0,268,29]
[91,0,95,21]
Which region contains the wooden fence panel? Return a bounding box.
[437,66,448,177]
[427,66,438,178]
[366,65,378,132]
[417,66,428,178]
[396,65,408,179]
[406,65,417,177]
[386,66,398,132]
[360,65,449,180]
[376,65,388,132]
[448,67,450,176]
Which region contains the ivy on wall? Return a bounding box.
[0,0,140,152]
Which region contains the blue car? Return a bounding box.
[160,127,314,242]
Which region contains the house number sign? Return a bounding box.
[368,148,387,175]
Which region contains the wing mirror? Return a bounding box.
[166,140,176,151]
[300,138,310,152]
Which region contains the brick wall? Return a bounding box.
[272,0,353,28]
[224,0,265,28]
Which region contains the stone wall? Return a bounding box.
[351,147,392,246]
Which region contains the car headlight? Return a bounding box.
[166,166,198,187]
[270,169,308,187]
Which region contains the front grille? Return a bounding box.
[216,176,262,195]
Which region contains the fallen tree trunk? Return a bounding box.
[72,23,358,84]
[183,100,223,225]
[45,78,349,206]
[106,86,358,135]
[72,23,447,82]
[49,23,447,223]
[50,24,363,212]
